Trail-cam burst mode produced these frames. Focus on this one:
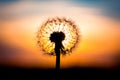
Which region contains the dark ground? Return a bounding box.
[0,66,119,80]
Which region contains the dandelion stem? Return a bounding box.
[55,46,60,72]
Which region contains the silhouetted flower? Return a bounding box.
[37,17,79,55]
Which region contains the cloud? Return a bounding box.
[0,1,51,20]
[0,40,24,59]
[70,0,120,20]
[0,0,19,4]
[0,0,102,21]
[0,40,48,68]
[0,0,119,21]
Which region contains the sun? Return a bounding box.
[37,17,79,56]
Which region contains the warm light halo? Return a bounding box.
[37,17,79,56]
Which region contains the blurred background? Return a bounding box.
[0,0,119,69]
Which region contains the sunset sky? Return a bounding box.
[0,0,119,69]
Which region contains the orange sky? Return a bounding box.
[0,1,119,68]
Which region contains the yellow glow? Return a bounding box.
[37,17,79,55]
[0,2,119,68]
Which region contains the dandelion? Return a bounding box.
[37,17,80,74]
[37,17,79,56]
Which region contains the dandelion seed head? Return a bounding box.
[37,17,80,56]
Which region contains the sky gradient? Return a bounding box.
[0,0,119,68]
